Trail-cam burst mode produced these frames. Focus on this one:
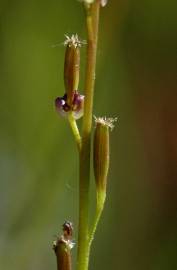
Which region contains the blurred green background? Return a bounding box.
[0,0,177,269]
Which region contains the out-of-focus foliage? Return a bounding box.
[0,0,177,269]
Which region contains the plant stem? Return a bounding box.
[77,2,100,270]
[88,192,106,248]
[68,112,81,152]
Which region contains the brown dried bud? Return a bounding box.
[62,221,73,240]
[64,35,81,107]
[53,222,74,270]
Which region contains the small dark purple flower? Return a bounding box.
[55,91,84,120]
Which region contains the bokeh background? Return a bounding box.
[0,0,177,269]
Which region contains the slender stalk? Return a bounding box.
[88,192,106,247]
[77,2,100,270]
[68,112,81,152]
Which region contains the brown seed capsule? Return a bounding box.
[64,35,81,107]
[54,237,72,270]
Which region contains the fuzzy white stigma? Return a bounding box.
[64,34,86,48]
[78,0,108,6]
[94,116,117,131]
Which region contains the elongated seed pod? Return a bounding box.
[64,36,80,107]
[94,119,110,193]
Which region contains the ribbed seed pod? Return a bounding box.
[64,35,80,107]
[94,119,110,193]
[93,117,116,195]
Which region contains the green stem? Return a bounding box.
[68,112,81,152]
[77,2,100,270]
[88,192,106,247]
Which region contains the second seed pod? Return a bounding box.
[93,118,110,193]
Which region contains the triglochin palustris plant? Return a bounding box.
[53,1,116,270]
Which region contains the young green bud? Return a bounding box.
[64,35,81,107]
[93,117,117,194]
